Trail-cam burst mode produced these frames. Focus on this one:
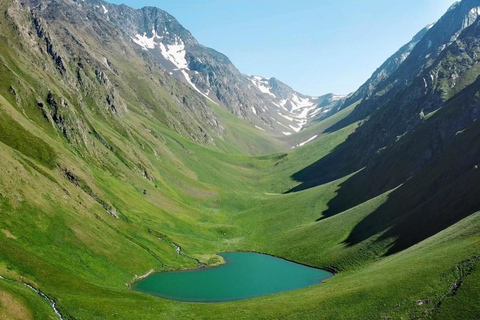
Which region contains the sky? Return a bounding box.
[108,0,457,96]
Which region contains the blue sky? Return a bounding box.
[108,0,457,96]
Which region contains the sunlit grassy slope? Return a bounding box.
[1,82,478,319]
[0,1,478,317]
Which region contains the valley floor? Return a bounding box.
[0,106,478,319]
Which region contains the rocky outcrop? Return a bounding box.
[341,24,433,110]
[61,167,120,219]
[16,0,224,147]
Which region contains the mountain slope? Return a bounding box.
[247,75,346,135]
[290,0,480,252]
[0,0,479,319]
[340,24,433,110]
[90,0,340,136]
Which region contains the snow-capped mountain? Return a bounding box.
[92,1,344,136]
[247,76,346,135]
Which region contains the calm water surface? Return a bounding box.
[133,252,333,302]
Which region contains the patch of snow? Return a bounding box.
[294,104,317,119]
[102,5,108,14]
[249,76,276,97]
[158,37,188,70]
[276,120,291,130]
[132,31,157,50]
[290,93,315,112]
[272,101,284,109]
[462,7,480,29]
[298,135,318,147]
[180,70,216,104]
[292,135,319,148]
[255,125,266,132]
[309,108,323,117]
[247,76,324,133]
[289,124,302,133]
[131,30,188,71]
[447,2,460,12]
[331,94,346,101]
[282,132,292,136]
[278,113,294,121]
[251,106,257,115]
[280,93,318,130]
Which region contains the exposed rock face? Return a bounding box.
[341,24,433,110]
[246,76,347,134]
[81,1,342,135]
[15,0,345,138]
[344,0,480,167]
[15,0,225,148]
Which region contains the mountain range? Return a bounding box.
[0,0,479,319]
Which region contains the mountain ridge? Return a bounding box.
[87,0,342,136]
[0,0,480,319]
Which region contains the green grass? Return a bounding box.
[0,278,57,320]
[0,99,56,169]
[0,5,478,318]
[1,103,477,319]
[0,86,477,318]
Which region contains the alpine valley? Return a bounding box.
[0,0,479,319]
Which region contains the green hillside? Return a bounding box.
[0,0,479,319]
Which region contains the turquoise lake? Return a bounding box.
[133,252,333,302]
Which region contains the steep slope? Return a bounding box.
[349,0,480,121]
[247,75,346,135]
[0,0,480,319]
[11,0,286,154]
[340,24,433,110]
[84,0,339,136]
[290,0,480,252]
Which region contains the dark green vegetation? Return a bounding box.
[0,0,479,319]
[134,252,333,302]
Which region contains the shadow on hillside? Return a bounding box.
[323,112,361,134]
[291,101,480,256]
[287,100,376,196]
[344,160,480,255]
[289,79,480,255]
[286,139,362,194]
[286,122,398,220]
[341,122,480,255]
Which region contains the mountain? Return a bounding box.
[92,1,341,136]
[291,0,480,251]
[340,24,434,110]
[1,0,480,319]
[247,75,346,134]
[348,0,480,121]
